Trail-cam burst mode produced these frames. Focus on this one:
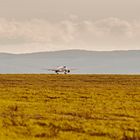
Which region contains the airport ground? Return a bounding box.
[0,74,140,140]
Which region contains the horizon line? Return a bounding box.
[0,49,140,55]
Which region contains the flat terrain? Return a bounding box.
[0,74,140,140]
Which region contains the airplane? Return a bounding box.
[47,66,75,74]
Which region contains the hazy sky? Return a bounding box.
[0,0,140,53]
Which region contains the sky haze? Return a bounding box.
[0,0,139,53]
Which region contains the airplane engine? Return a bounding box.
[68,70,70,73]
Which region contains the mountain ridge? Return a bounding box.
[0,49,139,74]
[0,49,140,55]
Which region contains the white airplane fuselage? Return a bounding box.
[54,66,70,74]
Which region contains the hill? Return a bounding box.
[0,50,140,74]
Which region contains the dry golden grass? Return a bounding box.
[0,74,140,140]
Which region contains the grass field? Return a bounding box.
[0,74,140,140]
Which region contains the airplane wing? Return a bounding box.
[47,68,57,71]
[68,68,77,70]
[42,68,57,71]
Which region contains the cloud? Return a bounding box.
[0,17,139,53]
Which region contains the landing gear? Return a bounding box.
[64,70,67,74]
[55,71,59,74]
